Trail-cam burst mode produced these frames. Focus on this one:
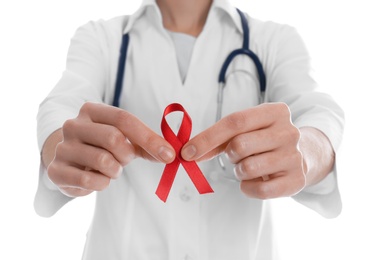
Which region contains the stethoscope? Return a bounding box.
[113,8,266,173]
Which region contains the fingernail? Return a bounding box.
[182,145,197,160]
[115,166,124,178]
[234,164,242,181]
[158,146,174,163]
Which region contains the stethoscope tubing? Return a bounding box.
[113,34,130,108]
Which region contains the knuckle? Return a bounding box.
[228,135,247,158]
[242,158,258,175]
[79,102,94,116]
[282,149,303,173]
[254,184,272,200]
[78,172,93,189]
[286,147,303,167]
[272,103,292,123]
[55,141,71,156]
[95,152,113,170]
[225,111,248,132]
[62,119,78,134]
[78,171,111,191]
[284,128,300,146]
[94,151,121,178]
[289,126,301,142]
[275,102,290,116]
[279,125,300,146]
[106,129,125,149]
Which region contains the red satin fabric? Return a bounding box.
[155,103,214,202]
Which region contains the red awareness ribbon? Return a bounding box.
[155,103,214,202]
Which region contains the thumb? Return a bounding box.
[81,102,176,164]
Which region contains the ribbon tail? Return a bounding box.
[181,161,214,194]
[156,161,180,202]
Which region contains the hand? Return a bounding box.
[46,102,175,197]
[181,103,306,199]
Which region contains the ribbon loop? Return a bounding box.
[155,103,214,202]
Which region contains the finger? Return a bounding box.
[63,119,137,165]
[194,144,227,162]
[225,129,280,164]
[78,102,175,163]
[181,103,289,161]
[48,163,111,192]
[240,172,306,199]
[59,187,94,198]
[57,141,123,179]
[234,149,302,181]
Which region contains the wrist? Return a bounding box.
[299,127,335,187]
[41,128,63,168]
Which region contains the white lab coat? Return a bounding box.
[35,0,344,259]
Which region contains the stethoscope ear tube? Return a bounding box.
[218,48,266,93]
[113,34,130,107]
[216,47,266,123]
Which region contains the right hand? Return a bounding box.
[45,102,175,197]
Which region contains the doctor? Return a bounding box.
[35,0,344,259]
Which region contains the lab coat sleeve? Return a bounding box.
[264,25,345,218]
[34,21,110,217]
[34,164,74,217]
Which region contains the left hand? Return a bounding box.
[181,102,306,199]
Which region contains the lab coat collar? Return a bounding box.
[213,0,244,34]
[122,0,157,34]
[123,0,244,35]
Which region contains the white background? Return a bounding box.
[0,0,370,259]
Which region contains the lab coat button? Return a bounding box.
[179,187,191,202]
[184,254,193,260]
